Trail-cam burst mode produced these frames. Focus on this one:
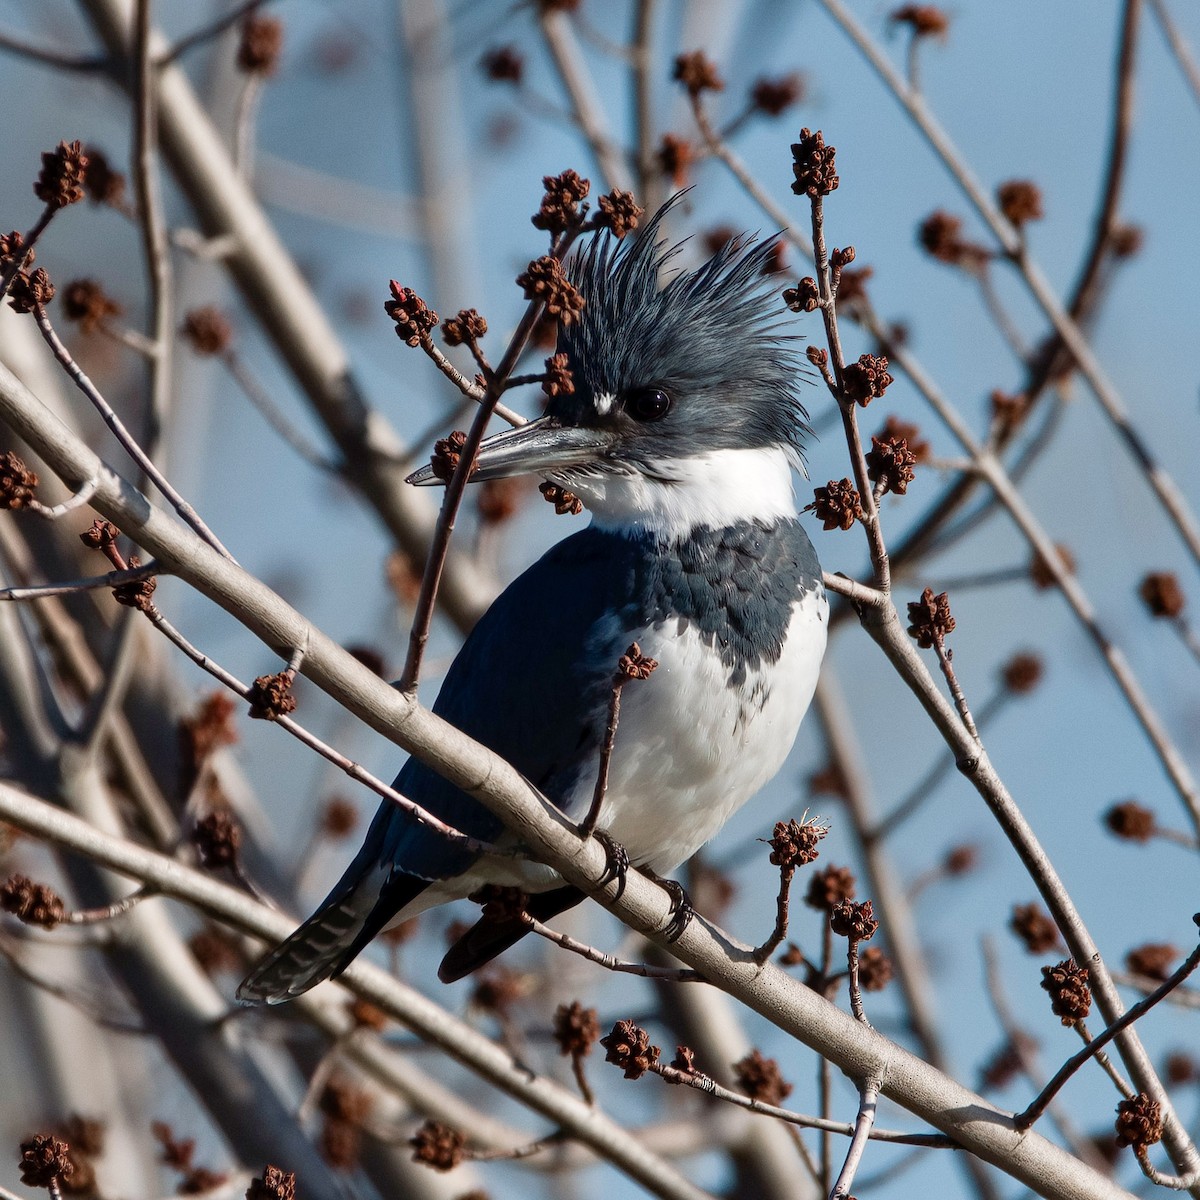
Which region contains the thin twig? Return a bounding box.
[1147,0,1200,111]
[140,605,502,861]
[0,31,109,72]
[650,1060,953,1147]
[66,884,155,924]
[399,226,586,693]
[830,1075,881,1198]
[33,307,234,559]
[158,0,273,67]
[807,189,890,592]
[233,74,263,178]
[220,350,340,472]
[0,562,163,603]
[28,473,100,519]
[861,306,1200,842]
[539,8,633,192]
[133,0,173,443]
[631,0,662,214]
[0,207,54,302]
[932,640,980,741]
[583,678,625,835]
[523,913,704,982]
[818,0,1200,575]
[0,931,146,1034]
[1018,939,1200,1128]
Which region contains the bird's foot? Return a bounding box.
[643,869,694,942]
[593,829,630,901]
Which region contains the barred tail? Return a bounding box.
[237,868,425,1005]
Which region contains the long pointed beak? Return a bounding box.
[406,416,616,486]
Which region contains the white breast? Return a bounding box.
[574,584,828,874]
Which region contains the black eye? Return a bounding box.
[626,387,672,423]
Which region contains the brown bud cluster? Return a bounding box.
[1139,572,1184,618]
[542,351,574,398]
[768,818,827,871]
[8,267,55,313]
[1040,958,1091,1025]
[733,1049,792,1105]
[19,1135,74,1188]
[842,353,893,406]
[192,811,242,870]
[601,1018,661,1079]
[0,230,30,270]
[0,451,39,510]
[1104,799,1156,843]
[62,278,123,333]
[997,179,1044,226]
[1029,542,1075,590]
[917,210,988,268]
[80,519,119,550]
[891,5,950,35]
[791,128,839,198]
[657,134,694,188]
[808,763,848,805]
[112,555,157,612]
[1125,943,1178,983]
[866,434,917,496]
[979,1032,1037,1090]
[673,50,724,96]
[481,45,523,84]
[1001,652,1043,694]
[385,282,438,346]
[539,481,583,515]
[82,146,126,206]
[247,671,297,720]
[472,966,525,1017]
[237,16,284,75]
[516,256,584,324]
[782,277,820,313]
[532,169,591,236]
[858,945,894,991]
[246,1166,296,1200]
[595,189,643,239]
[553,1000,600,1058]
[1010,902,1062,955]
[670,1045,699,1075]
[809,479,863,532]
[836,265,874,306]
[805,864,856,911]
[430,429,474,483]
[1,874,66,928]
[180,307,233,356]
[477,477,521,525]
[35,140,88,210]
[830,897,878,941]
[617,642,658,681]
[1114,1093,1163,1150]
[906,587,955,648]
[441,308,487,347]
[189,927,241,975]
[410,1120,465,1171]
[750,73,804,116]
[878,415,930,463]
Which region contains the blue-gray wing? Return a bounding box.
[363,526,639,883]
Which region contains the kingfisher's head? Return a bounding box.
[411,202,811,535]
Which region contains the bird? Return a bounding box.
[238,203,827,1004]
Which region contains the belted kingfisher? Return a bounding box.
[239,206,827,1003]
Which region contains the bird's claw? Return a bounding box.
[593,829,630,901]
[645,870,694,942]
